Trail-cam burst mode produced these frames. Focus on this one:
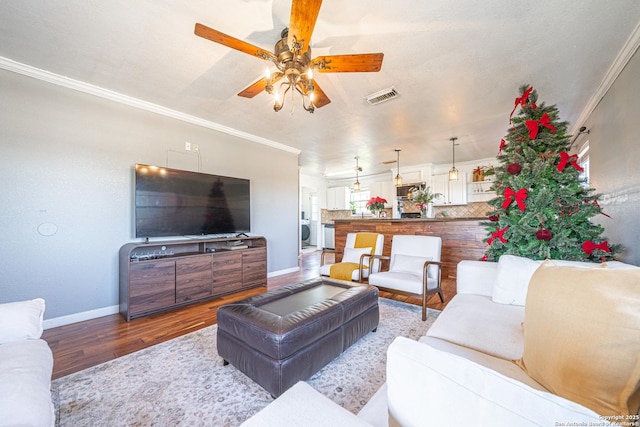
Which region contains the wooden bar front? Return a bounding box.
[333,218,487,280]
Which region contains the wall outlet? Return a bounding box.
[185,142,191,151]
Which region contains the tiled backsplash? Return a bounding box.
[321,201,491,223]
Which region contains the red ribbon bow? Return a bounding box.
[502,187,527,211]
[582,240,611,255]
[498,139,506,154]
[525,112,556,140]
[487,226,509,245]
[510,86,534,121]
[557,151,584,172]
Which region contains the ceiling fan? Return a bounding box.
[194,0,384,113]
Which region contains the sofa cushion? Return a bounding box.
[425,294,525,360]
[492,255,541,306]
[0,339,55,427]
[516,260,640,416]
[386,337,602,427]
[0,298,45,344]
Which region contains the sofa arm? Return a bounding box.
[386,337,605,427]
[456,260,497,296]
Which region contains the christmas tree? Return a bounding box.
[482,85,620,262]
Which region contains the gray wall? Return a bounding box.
[0,69,300,320]
[587,48,640,266]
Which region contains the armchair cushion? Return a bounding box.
[343,247,373,265]
[516,260,640,416]
[390,254,433,278]
[492,255,541,306]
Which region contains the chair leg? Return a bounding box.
[421,303,427,321]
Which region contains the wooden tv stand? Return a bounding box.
[119,236,267,321]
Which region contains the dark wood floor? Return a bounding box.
[42,249,455,380]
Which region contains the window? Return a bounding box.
[577,143,590,187]
[351,190,371,216]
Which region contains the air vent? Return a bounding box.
[365,87,399,105]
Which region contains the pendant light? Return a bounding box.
[448,137,459,181]
[353,156,361,192]
[394,149,402,187]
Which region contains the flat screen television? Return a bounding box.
[134,164,250,238]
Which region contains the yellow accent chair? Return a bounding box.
[368,235,444,320]
[320,232,384,282]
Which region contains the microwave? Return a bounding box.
[396,183,424,199]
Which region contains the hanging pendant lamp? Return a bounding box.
[353,156,361,192]
[394,149,402,186]
[449,137,459,181]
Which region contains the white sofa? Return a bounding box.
[242,256,640,426]
[0,298,55,427]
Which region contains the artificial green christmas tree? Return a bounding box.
[482,85,620,262]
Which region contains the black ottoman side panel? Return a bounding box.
[342,304,379,350]
[217,327,343,397]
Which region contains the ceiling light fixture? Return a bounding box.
[264,28,315,114]
[448,137,459,181]
[394,149,402,187]
[354,156,361,192]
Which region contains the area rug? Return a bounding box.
[52,298,439,427]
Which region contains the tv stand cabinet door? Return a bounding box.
[211,251,243,295]
[176,254,213,302]
[242,247,267,288]
[129,260,176,316]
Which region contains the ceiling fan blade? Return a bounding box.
[287,0,323,54]
[311,80,331,108]
[238,73,284,98]
[311,53,384,73]
[195,23,276,61]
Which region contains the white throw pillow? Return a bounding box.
[342,247,372,265]
[492,255,541,306]
[391,254,433,277]
[0,298,45,344]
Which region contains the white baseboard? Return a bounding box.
[267,266,300,277]
[44,304,120,330]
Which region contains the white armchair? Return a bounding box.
[368,235,444,320]
[320,232,384,282]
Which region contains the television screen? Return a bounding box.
[134,164,250,238]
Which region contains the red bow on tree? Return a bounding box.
[509,86,535,121]
[525,112,556,140]
[557,151,584,172]
[487,226,509,245]
[502,187,527,211]
[498,139,506,154]
[582,240,611,255]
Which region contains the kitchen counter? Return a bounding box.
[333,218,488,280]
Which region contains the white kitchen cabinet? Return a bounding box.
[369,181,395,207]
[431,172,467,205]
[326,186,350,210]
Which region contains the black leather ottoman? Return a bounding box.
[216,277,379,397]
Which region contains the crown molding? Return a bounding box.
[0,56,301,155]
[570,21,640,135]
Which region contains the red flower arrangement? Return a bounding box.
[366,196,387,212]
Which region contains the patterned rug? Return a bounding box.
[52,298,439,427]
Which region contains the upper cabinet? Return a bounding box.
[431,172,467,205]
[369,181,395,207]
[327,186,351,210]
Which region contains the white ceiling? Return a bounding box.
[1,0,639,178]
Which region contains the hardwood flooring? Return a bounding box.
[42,249,455,380]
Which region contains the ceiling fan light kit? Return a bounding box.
[194,0,383,114]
